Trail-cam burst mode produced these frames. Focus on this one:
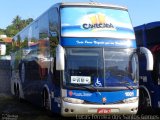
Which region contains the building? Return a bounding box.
[0,35,12,59]
[0,35,12,43]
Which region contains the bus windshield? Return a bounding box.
[61,7,135,39]
[64,48,103,86]
[64,48,138,88]
[104,48,138,86]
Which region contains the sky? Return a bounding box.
[0,0,160,29]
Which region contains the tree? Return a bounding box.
[21,38,28,48]
[4,15,33,37]
[5,25,18,37]
[0,15,34,55]
[0,28,5,35]
[12,15,23,31]
[26,18,34,25]
[6,44,12,55]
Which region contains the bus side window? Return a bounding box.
[48,7,60,85]
[48,7,59,57]
[38,12,49,80]
[53,57,60,85]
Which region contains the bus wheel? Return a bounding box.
[16,87,20,98]
[43,89,51,111]
[14,84,20,100]
[138,89,151,113]
[14,84,17,96]
[20,63,25,83]
[16,85,22,99]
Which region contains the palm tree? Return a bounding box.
[12,15,23,31]
[26,18,33,25]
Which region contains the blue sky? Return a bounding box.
[0,0,159,29]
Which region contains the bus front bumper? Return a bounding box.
[61,100,138,116]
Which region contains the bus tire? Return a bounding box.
[20,63,25,83]
[14,84,19,98]
[43,89,51,111]
[16,85,20,98]
[138,89,151,114]
[15,84,24,102]
[14,84,17,96]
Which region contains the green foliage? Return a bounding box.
[1,15,34,37]
[6,44,12,55]
[0,15,34,55]
[5,25,18,37]
[12,42,19,52]
[21,38,28,48]
[50,36,59,57]
[0,28,5,35]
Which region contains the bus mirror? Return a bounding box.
[139,47,153,71]
[0,44,6,56]
[56,44,65,71]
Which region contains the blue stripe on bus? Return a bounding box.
[61,38,136,48]
[67,89,137,104]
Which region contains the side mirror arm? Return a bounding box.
[139,47,153,71]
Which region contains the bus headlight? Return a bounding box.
[123,97,138,103]
[63,97,84,104]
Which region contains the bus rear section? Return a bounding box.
[135,21,160,111]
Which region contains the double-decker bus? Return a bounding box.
[11,2,153,116]
[135,21,160,111]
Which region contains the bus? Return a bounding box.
[11,2,153,116]
[135,21,160,111]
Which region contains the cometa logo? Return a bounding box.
[82,13,116,31]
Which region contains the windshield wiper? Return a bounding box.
[73,84,101,95]
[119,81,134,90]
[85,85,101,95]
[106,71,135,90]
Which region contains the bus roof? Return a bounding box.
[13,2,128,39]
[58,2,127,10]
[134,21,160,31]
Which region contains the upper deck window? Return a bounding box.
[60,6,135,39]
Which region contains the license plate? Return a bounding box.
[97,108,111,114]
[71,76,91,84]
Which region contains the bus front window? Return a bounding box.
[64,48,138,88]
[64,48,103,86]
[104,48,138,87]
